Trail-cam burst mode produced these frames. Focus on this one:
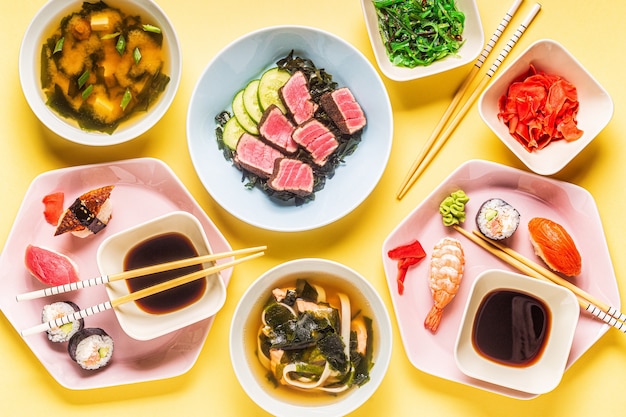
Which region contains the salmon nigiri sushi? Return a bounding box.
[55,186,114,237]
[528,217,582,277]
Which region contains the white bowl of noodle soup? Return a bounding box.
[229,258,392,416]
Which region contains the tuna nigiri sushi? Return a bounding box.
[24,244,80,286]
[528,217,582,277]
[55,185,114,237]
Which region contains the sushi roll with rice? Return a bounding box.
[476,198,520,240]
[42,301,84,342]
[68,328,114,370]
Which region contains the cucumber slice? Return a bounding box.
[221,116,246,150]
[232,89,259,135]
[242,79,263,123]
[258,67,291,113]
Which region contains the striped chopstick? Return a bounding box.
[396,0,523,200]
[453,226,626,333]
[16,245,267,302]
[20,250,265,337]
[396,3,542,200]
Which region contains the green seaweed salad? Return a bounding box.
[215,51,363,206]
[373,0,466,67]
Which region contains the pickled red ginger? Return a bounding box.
[498,65,583,151]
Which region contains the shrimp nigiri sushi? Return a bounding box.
[424,237,465,333]
[528,217,581,277]
[55,185,114,237]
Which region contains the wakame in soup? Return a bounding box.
[257,278,374,395]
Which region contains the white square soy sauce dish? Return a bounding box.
[454,269,579,395]
[97,211,227,341]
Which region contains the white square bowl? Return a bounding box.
[479,39,614,175]
[361,0,484,81]
[97,211,227,341]
[454,269,579,395]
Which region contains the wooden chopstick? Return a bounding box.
[453,226,626,333]
[396,3,542,200]
[20,250,265,337]
[396,0,523,200]
[16,245,267,302]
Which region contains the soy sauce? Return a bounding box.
[472,290,550,367]
[124,232,206,314]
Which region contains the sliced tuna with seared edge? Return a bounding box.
[268,158,314,196]
[234,133,285,178]
[279,71,319,125]
[320,87,367,135]
[292,119,339,166]
[258,105,298,154]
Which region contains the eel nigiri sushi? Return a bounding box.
[24,244,80,286]
[55,185,114,237]
[528,217,582,277]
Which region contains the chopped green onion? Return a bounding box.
[142,24,161,34]
[120,88,132,110]
[133,47,142,64]
[101,32,120,40]
[115,34,126,55]
[81,84,94,100]
[78,70,90,89]
[53,37,64,54]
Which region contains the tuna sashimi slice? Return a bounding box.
[320,87,367,135]
[24,245,80,286]
[292,119,339,166]
[268,158,314,196]
[234,133,285,178]
[279,71,318,125]
[258,105,298,154]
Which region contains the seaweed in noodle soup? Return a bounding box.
[250,275,375,404]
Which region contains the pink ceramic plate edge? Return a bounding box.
[0,157,232,390]
[381,159,619,399]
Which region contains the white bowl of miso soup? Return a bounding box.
[454,269,580,395]
[19,0,181,146]
[230,258,392,417]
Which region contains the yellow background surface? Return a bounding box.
[2,0,625,415]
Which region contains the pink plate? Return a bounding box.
[0,158,232,390]
[382,159,619,398]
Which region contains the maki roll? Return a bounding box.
[68,328,114,370]
[476,198,520,240]
[41,301,84,342]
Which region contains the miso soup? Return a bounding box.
[40,1,170,133]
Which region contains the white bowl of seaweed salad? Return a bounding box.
[230,258,392,416]
[19,0,181,146]
[361,0,484,81]
[187,26,392,232]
